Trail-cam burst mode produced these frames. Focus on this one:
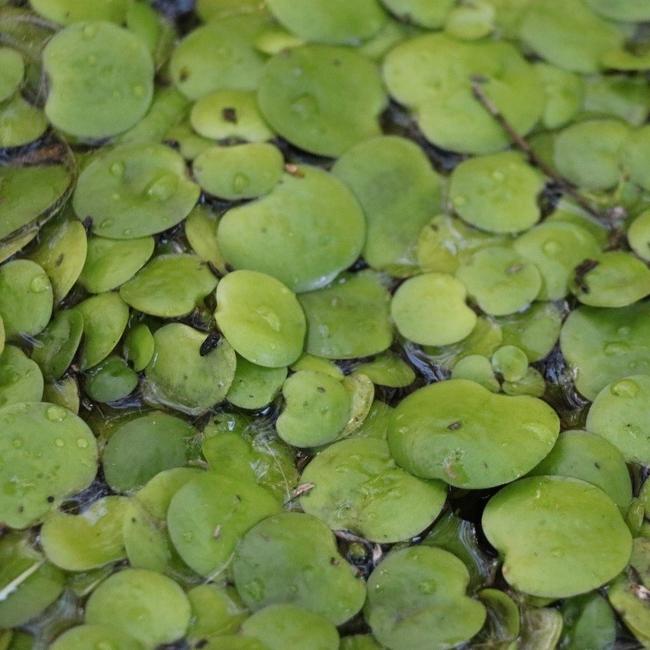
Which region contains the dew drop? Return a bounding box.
[611,378,639,398]
[99,218,114,230]
[109,161,125,177]
[245,578,265,600]
[82,24,98,38]
[543,240,560,256]
[146,174,177,201]
[491,170,504,182]
[46,406,66,422]
[54,438,65,448]
[233,173,250,193]
[29,275,50,293]
[11,437,22,449]
[604,341,630,356]
[76,438,89,449]
[132,84,145,98]
[418,579,437,594]
[255,306,280,332]
[290,94,318,118]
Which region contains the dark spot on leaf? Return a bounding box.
[222,107,238,123]
[200,332,221,356]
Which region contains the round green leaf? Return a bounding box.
[356,352,415,388]
[43,21,154,139]
[388,379,559,488]
[167,472,280,576]
[483,475,632,598]
[586,374,650,464]
[242,604,339,650]
[31,309,84,380]
[391,273,477,346]
[621,124,650,191]
[536,62,584,129]
[0,260,53,340]
[332,136,442,274]
[73,142,200,239]
[365,546,486,650]
[136,467,204,520]
[449,152,544,234]
[170,13,270,100]
[50,625,143,650]
[457,246,542,316]
[0,47,24,102]
[0,533,64,628]
[79,235,154,294]
[519,0,624,74]
[215,270,306,368]
[0,164,72,242]
[514,222,601,300]
[144,323,236,415]
[31,0,130,24]
[586,0,650,20]
[217,166,365,292]
[84,355,138,403]
[298,271,392,359]
[571,251,650,308]
[301,437,446,542]
[554,119,629,190]
[226,356,287,410]
[379,0,453,27]
[190,90,273,142]
[560,593,616,650]
[451,354,500,392]
[258,45,386,157]
[276,370,351,447]
[75,292,129,370]
[560,303,650,400]
[40,496,130,571]
[266,0,385,44]
[123,323,155,372]
[85,568,191,647]
[529,429,632,510]
[193,143,284,201]
[627,208,650,261]
[184,205,227,273]
[120,254,217,317]
[0,346,43,408]
[28,211,88,304]
[202,417,298,501]
[187,583,248,642]
[491,345,528,382]
[233,512,366,625]
[0,95,47,149]
[0,402,98,528]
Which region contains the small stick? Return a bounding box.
[470,77,615,227]
[284,482,315,505]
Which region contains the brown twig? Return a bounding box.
[284,482,315,505]
[470,76,617,228]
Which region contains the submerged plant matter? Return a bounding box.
[1,0,650,648]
